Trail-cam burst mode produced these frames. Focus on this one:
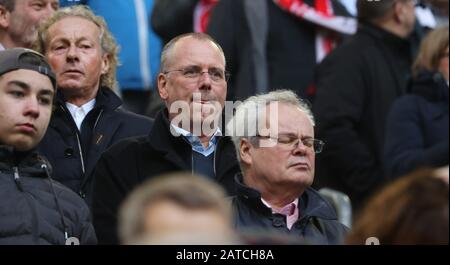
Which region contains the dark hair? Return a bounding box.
[0,0,15,11]
[0,48,56,89]
[347,169,449,245]
[357,0,413,22]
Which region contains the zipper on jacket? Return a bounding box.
[93,109,104,129]
[13,166,24,192]
[191,148,194,175]
[42,163,70,242]
[75,131,86,174]
[213,138,220,178]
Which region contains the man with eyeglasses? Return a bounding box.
[92,33,241,244]
[227,90,348,245]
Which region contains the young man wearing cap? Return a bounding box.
[0,48,96,245]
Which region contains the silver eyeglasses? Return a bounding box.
[255,134,325,154]
[164,65,230,82]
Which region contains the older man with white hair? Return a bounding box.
[227,90,348,245]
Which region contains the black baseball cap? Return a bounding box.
[0,48,57,90]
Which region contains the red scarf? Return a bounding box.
[273,0,356,62]
[194,0,219,33]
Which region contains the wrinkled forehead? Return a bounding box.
[47,16,102,43]
[264,103,314,135]
[168,37,226,68]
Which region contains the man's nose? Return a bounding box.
[292,140,308,156]
[66,45,79,61]
[198,71,212,90]
[23,98,40,119]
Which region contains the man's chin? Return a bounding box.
[288,172,314,185]
[57,82,83,91]
[8,138,35,152]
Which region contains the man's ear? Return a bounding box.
[240,138,253,167]
[0,5,11,29]
[157,73,169,101]
[393,1,405,24]
[100,53,110,75]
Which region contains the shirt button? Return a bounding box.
[272,218,285,227]
[79,191,86,199]
[64,148,74,157]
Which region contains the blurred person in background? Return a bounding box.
[0,0,58,50]
[384,26,448,179]
[346,168,448,245]
[206,0,355,103]
[151,0,218,45]
[313,0,417,212]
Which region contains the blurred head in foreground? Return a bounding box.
[118,173,238,244]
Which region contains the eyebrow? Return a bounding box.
[8,80,54,96]
[8,80,30,90]
[277,132,313,139]
[182,65,224,70]
[51,37,95,45]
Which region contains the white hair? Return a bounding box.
[226,89,315,166]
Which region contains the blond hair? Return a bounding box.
[34,5,120,90]
[412,26,449,76]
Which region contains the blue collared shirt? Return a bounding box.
[170,125,222,157]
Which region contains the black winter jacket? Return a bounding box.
[232,175,348,245]
[92,109,241,244]
[384,71,449,178]
[37,87,153,205]
[312,23,414,210]
[151,0,198,44]
[0,146,97,245]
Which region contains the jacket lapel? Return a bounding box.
[148,110,192,171]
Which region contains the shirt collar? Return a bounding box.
[170,124,222,157]
[65,98,96,130]
[261,198,299,216]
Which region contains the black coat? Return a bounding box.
[37,87,153,205]
[312,23,414,210]
[151,0,198,44]
[232,175,348,245]
[384,71,449,178]
[92,109,241,244]
[0,146,97,245]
